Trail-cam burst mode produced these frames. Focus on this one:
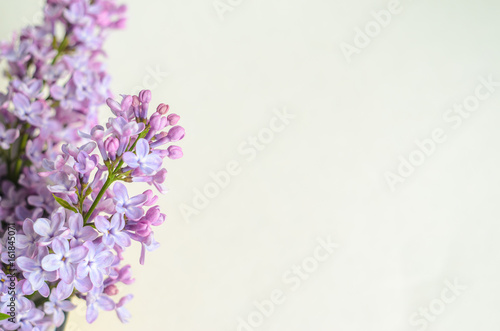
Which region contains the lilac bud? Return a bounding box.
[104,284,119,296]
[149,113,162,131]
[139,90,152,103]
[167,126,185,142]
[167,145,183,159]
[156,103,169,115]
[104,136,119,160]
[167,113,180,125]
[132,95,140,107]
[146,114,166,141]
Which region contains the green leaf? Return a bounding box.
[53,194,78,213]
[0,312,10,320]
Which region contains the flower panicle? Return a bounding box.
[0,89,184,329]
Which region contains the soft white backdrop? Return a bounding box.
[2,0,500,330]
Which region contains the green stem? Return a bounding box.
[7,124,30,182]
[83,174,114,224]
[83,127,150,224]
[51,35,69,65]
[12,129,29,180]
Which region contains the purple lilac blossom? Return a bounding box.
[1,89,184,329]
[0,0,126,229]
[0,1,185,328]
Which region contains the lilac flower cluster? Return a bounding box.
[0,0,126,226]
[0,91,184,329]
[0,0,186,329]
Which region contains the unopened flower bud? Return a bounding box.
[167,113,180,125]
[104,136,119,160]
[167,145,183,159]
[138,90,151,104]
[166,126,185,142]
[156,103,169,115]
[104,285,119,296]
[132,95,140,107]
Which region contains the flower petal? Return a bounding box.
[42,254,62,271]
[128,194,148,207]
[86,303,98,323]
[125,206,144,220]
[51,238,68,255]
[102,234,114,247]
[95,251,115,267]
[109,213,122,230]
[94,216,110,233]
[113,182,129,202]
[114,232,131,248]
[75,276,93,293]
[122,152,139,168]
[77,263,89,278]
[67,246,88,263]
[33,218,51,236]
[16,257,38,272]
[97,296,115,311]
[68,213,83,232]
[79,226,98,241]
[28,270,45,290]
[89,268,103,287]
[135,138,149,159]
[59,263,75,283]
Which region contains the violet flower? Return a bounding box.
[95,213,131,248]
[16,218,40,258]
[133,168,168,194]
[116,294,133,323]
[41,237,88,284]
[122,138,162,175]
[67,212,98,245]
[11,93,44,126]
[77,241,115,287]
[16,247,57,297]
[56,274,93,301]
[113,182,147,220]
[1,299,44,331]
[86,288,115,323]
[44,289,76,327]
[33,212,70,247]
[0,123,19,149]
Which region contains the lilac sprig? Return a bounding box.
[0,0,126,228]
[0,2,187,329]
[6,89,184,328]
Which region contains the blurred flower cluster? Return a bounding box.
[0,1,184,330]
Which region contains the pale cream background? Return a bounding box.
[2,0,500,330]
